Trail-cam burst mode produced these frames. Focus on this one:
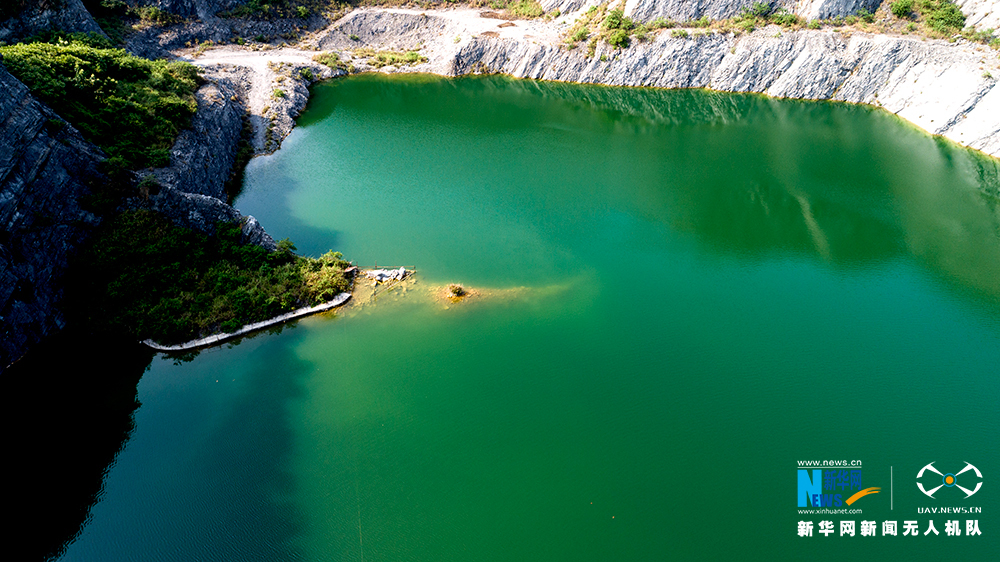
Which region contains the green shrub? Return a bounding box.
[364,50,429,68]
[0,41,199,170]
[891,0,913,18]
[807,19,822,29]
[649,17,674,29]
[671,29,689,38]
[607,28,630,48]
[313,51,344,69]
[220,0,320,20]
[690,16,711,28]
[66,211,352,344]
[273,88,286,99]
[570,27,590,42]
[509,0,544,18]
[857,8,875,23]
[920,0,966,34]
[22,30,114,49]
[137,174,161,195]
[299,67,313,80]
[135,6,182,26]
[602,9,634,31]
[770,9,800,26]
[961,28,996,43]
[745,1,773,18]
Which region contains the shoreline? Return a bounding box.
[176,7,1000,160]
[142,291,352,352]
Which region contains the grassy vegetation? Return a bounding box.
[562,0,996,51]
[67,210,353,344]
[78,0,185,44]
[918,0,965,34]
[134,5,183,27]
[724,2,803,33]
[220,0,335,19]
[891,0,913,18]
[0,39,200,170]
[353,47,428,67]
[469,0,545,18]
[313,51,348,70]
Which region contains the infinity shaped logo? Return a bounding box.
[916,462,983,499]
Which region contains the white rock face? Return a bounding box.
[796,0,882,20]
[956,0,1000,30]
[318,10,1000,157]
[541,0,602,15]
[538,0,881,22]
[622,0,776,22]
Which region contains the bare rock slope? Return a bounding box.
[0,62,105,370]
[0,0,106,43]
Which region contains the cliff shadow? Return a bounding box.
[0,330,152,562]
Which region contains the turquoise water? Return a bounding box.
[59,75,999,560]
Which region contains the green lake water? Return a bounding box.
[58,75,1000,560]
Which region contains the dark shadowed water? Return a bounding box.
[57,74,999,561]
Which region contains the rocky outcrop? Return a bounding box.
[0,61,105,371]
[125,186,276,249]
[621,0,783,22]
[317,9,456,51]
[149,75,245,199]
[541,0,601,15]
[0,0,107,43]
[795,0,883,19]
[125,11,330,59]
[132,0,247,20]
[183,50,344,153]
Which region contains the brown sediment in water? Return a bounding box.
[432,283,535,308]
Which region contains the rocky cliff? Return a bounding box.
[1,61,273,372]
[147,74,245,200]
[0,61,106,371]
[0,0,107,43]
